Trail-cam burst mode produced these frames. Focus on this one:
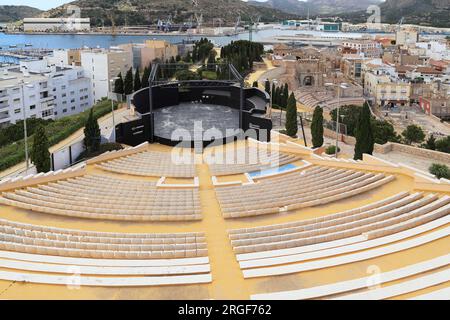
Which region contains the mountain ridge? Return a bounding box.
[41,0,299,27]
[0,5,42,22]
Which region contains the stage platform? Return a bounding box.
[154,103,240,141]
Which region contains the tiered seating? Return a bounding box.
[215,166,395,218]
[208,148,301,176]
[0,218,211,286]
[226,192,450,280]
[251,254,450,300]
[96,150,196,177]
[325,97,365,111]
[0,175,202,221]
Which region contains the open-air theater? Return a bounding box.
[0,63,448,300]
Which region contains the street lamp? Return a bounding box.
[18,79,33,174]
[325,82,349,158]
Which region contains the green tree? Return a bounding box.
[311,106,324,148]
[271,83,277,105]
[429,163,450,179]
[30,125,51,173]
[330,105,362,137]
[265,80,271,96]
[285,92,298,137]
[133,67,142,92]
[436,136,450,153]
[423,134,437,150]
[371,119,400,144]
[354,102,374,160]
[141,66,150,88]
[114,73,124,95]
[402,124,425,145]
[282,84,289,109]
[124,67,134,95]
[83,108,101,153]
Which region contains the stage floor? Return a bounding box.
[154,103,240,141]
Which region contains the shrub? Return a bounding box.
[325,145,341,155]
[435,136,450,154]
[429,163,450,180]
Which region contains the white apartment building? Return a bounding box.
[80,49,133,102]
[0,70,55,128]
[23,18,90,32]
[0,60,93,128]
[20,60,93,119]
[415,41,450,61]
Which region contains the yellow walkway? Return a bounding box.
[196,161,249,300]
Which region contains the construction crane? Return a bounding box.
[397,17,404,31]
[248,14,260,42]
[108,12,116,35]
[234,14,241,35]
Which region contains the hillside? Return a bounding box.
[0,5,42,22]
[339,0,450,28]
[247,0,382,16]
[42,0,299,27]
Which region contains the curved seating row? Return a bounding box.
[0,216,212,286]
[0,174,202,221]
[231,194,447,253]
[96,150,196,177]
[207,148,301,176]
[0,216,208,259]
[251,254,450,300]
[242,224,450,278]
[227,193,449,261]
[215,166,395,218]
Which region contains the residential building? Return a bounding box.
[80,48,133,102]
[49,49,82,67]
[364,70,411,107]
[0,69,54,128]
[395,29,418,46]
[341,39,382,58]
[21,59,92,119]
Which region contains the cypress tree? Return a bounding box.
[285,92,298,137]
[311,106,324,148]
[84,108,101,153]
[141,66,150,88]
[283,84,289,109]
[252,81,258,88]
[265,80,271,96]
[354,102,375,160]
[124,68,133,95]
[272,83,276,105]
[30,124,51,173]
[133,67,141,92]
[114,73,124,95]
